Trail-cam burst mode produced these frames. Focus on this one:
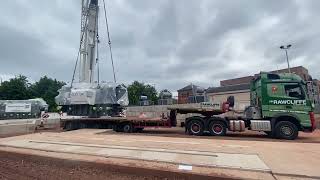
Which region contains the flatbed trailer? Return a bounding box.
[60,102,229,133]
[60,114,176,133]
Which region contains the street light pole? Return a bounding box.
[285,49,290,73]
[280,44,292,73]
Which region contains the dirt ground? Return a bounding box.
[0,150,234,180]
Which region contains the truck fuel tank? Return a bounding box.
[250,120,271,131]
[229,120,245,132]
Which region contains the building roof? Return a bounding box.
[220,66,309,86]
[177,84,200,92]
[269,66,307,74]
[220,76,254,86]
[206,83,250,94]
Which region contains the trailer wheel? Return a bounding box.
[275,121,298,140]
[187,120,204,136]
[122,123,133,133]
[209,121,226,136]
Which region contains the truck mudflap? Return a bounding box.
[309,112,316,132]
[303,112,316,132]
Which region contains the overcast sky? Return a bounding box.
[0,0,319,92]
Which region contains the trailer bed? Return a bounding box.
[168,104,226,116]
[60,115,171,131]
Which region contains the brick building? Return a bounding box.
[220,66,312,86]
[220,76,253,87]
[206,84,251,110]
[177,84,205,104]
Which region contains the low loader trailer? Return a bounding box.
[60,102,229,133]
[60,72,316,140]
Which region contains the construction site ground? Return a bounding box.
[0,128,320,180]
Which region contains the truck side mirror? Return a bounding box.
[227,96,235,108]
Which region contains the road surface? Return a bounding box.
[0,128,319,180]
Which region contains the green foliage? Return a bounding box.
[127,81,158,105]
[0,75,65,112]
[0,75,32,100]
[29,76,65,112]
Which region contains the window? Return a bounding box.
[267,83,305,100]
[284,84,305,99]
[267,73,280,80]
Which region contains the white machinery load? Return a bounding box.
[55,0,128,117]
[0,98,48,120]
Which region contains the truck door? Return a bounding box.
[266,82,310,126]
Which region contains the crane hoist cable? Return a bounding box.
[96,6,100,85]
[102,0,117,83]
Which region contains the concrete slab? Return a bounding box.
[1,129,319,179]
[0,139,270,172]
[0,119,39,136]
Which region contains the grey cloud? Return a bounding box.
[0,0,320,93]
[0,25,47,66]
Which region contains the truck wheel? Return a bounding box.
[187,120,204,136]
[122,123,133,133]
[209,121,226,136]
[275,121,298,140]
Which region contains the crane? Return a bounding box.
[55,0,128,118]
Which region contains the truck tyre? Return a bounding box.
[209,121,227,136]
[187,120,204,136]
[122,123,133,133]
[275,121,298,140]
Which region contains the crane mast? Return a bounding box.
[79,0,99,83]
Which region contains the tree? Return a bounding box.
[30,76,65,112]
[127,81,158,105]
[0,75,32,100]
[0,75,65,112]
